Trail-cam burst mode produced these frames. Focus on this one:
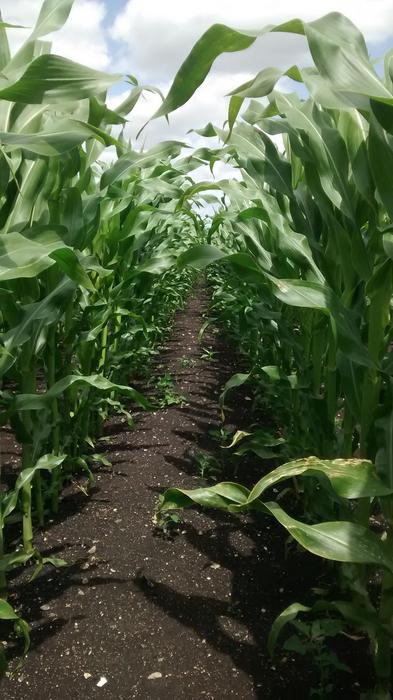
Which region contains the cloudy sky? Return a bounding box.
[3,0,393,151]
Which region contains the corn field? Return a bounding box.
[1,2,393,698]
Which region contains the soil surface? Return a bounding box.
[1,288,371,699]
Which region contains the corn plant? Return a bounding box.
[156,12,393,698]
[0,0,204,669]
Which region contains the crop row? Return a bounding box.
[0,0,203,671]
[158,13,393,698]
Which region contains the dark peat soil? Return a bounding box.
[1,288,371,699]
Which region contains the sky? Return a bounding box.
[3,0,393,158]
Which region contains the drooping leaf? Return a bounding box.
[100,141,186,189]
[152,25,256,119]
[268,603,311,656]
[0,55,120,104]
[13,374,151,411]
[264,501,393,571]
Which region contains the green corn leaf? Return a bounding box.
[0,229,92,287]
[177,244,227,270]
[247,456,393,502]
[154,13,393,125]
[224,429,285,458]
[29,0,74,40]
[152,24,256,119]
[383,232,393,262]
[219,372,250,418]
[100,141,186,189]
[227,95,244,137]
[0,119,114,156]
[0,55,120,104]
[368,119,393,220]
[0,598,19,620]
[12,374,151,411]
[0,551,35,573]
[127,255,176,278]
[0,283,76,375]
[268,603,311,656]
[14,454,66,492]
[264,501,393,572]
[0,22,27,30]
[0,12,11,71]
[0,230,62,280]
[159,482,249,512]
[228,65,301,99]
[177,182,223,209]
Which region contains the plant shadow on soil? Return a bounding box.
[130,290,370,698]
[0,287,373,699]
[6,556,125,662]
[134,509,323,699]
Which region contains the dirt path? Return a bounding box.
[1,288,361,699]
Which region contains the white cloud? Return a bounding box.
[110,72,257,148]
[110,1,308,79]
[110,0,393,82]
[107,0,393,148]
[2,0,393,173]
[108,65,296,150]
[2,0,111,70]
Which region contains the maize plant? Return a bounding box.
[0,0,205,669]
[157,12,393,698]
[3,2,393,696]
